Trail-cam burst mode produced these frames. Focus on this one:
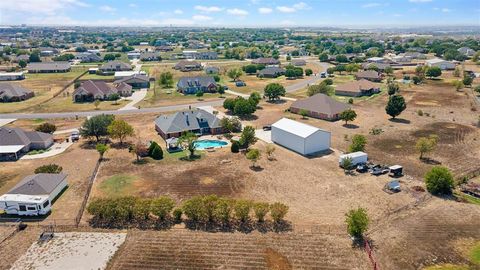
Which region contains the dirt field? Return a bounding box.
[109,229,370,270]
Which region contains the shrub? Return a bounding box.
[425,166,454,195]
[349,134,367,152]
[305,68,313,76]
[133,198,152,221]
[34,164,63,174]
[323,78,333,85]
[150,196,175,221]
[253,202,270,222]
[202,195,219,222]
[35,122,56,134]
[173,208,183,223]
[234,200,252,223]
[148,141,164,160]
[195,90,204,97]
[214,198,233,224]
[270,202,288,223]
[182,196,206,223]
[345,208,369,238]
[417,109,423,116]
[348,98,354,104]
[231,140,240,153]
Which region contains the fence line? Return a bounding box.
[74,158,101,226]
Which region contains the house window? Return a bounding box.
[27,206,36,211]
[43,200,50,208]
[19,205,26,211]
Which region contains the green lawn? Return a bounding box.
[423,264,469,270]
[470,242,480,265]
[99,174,137,197]
[454,191,480,206]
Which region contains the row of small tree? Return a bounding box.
[87,195,289,231]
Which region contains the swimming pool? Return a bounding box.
[194,140,228,150]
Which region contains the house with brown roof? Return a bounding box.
[114,74,150,89]
[335,79,381,97]
[252,57,280,66]
[27,62,71,73]
[99,61,132,73]
[173,60,202,72]
[72,80,132,102]
[0,127,53,160]
[355,70,382,82]
[0,83,34,102]
[290,93,350,121]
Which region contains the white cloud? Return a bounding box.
[362,3,381,8]
[276,2,310,13]
[192,15,213,21]
[194,5,223,13]
[258,7,273,14]
[99,5,116,13]
[0,0,90,15]
[25,15,197,27]
[393,13,403,17]
[128,3,137,8]
[174,9,183,14]
[441,8,452,12]
[227,8,249,16]
[409,0,432,2]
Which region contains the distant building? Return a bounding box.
[140,52,161,61]
[72,80,132,102]
[291,59,306,66]
[0,72,25,81]
[0,83,34,102]
[257,67,285,78]
[252,57,280,66]
[177,76,217,94]
[27,62,71,73]
[290,94,350,121]
[99,61,132,72]
[154,109,224,139]
[205,66,220,74]
[457,47,476,57]
[425,58,455,70]
[355,70,382,82]
[335,79,381,97]
[0,127,53,160]
[75,52,102,63]
[114,74,150,89]
[127,52,141,59]
[173,60,202,72]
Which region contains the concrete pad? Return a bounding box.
[119,89,148,111]
[20,142,73,160]
[0,118,16,127]
[255,128,272,143]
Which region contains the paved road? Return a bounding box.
[0,100,224,119]
[285,62,329,93]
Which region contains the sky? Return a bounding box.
[0,0,479,27]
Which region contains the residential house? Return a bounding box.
[291,59,306,66]
[404,51,426,59]
[355,70,382,82]
[156,45,173,52]
[290,93,350,121]
[75,52,102,63]
[366,57,386,63]
[11,54,30,63]
[0,83,34,102]
[362,62,391,72]
[425,58,456,70]
[0,127,53,160]
[140,52,161,61]
[335,79,381,97]
[0,72,25,81]
[458,47,476,57]
[174,60,202,72]
[0,173,68,216]
[127,52,141,60]
[27,62,71,73]
[72,80,132,102]
[99,61,132,73]
[177,76,217,94]
[252,57,280,66]
[154,108,224,139]
[194,51,218,60]
[205,66,220,74]
[258,67,285,78]
[38,47,59,57]
[114,74,150,89]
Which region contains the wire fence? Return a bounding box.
[74,158,101,226]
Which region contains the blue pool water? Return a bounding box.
[194,140,228,150]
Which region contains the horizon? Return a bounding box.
[0,0,479,28]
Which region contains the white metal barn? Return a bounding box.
[271,118,331,155]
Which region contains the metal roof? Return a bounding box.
[0,145,24,154]
[272,118,329,139]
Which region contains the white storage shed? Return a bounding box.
[338,151,368,167]
[271,118,331,155]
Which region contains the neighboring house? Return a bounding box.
[0,83,34,102]
[183,50,198,59]
[258,67,285,78]
[271,118,331,156]
[0,127,53,160]
[391,55,411,63]
[156,45,173,52]
[27,62,71,73]
[11,54,30,63]
[458,47,476,57]
[335,79,381,97]
[72,80,132,102]
[205,66,220,74]
[404,51,426,59]
[140,52,161,61]
[366,57,386,63]
[425,58,456,70]
[0,72,25,81]
[114,74,150,89]
[355,70,382,82]
[177,76,217,94]
[252,57,280,66]
[38,47,59,57]
[174,60,202,72]
[362,62,391,72]
[99,61,132,73]
[291,59,306,66]
[0,173,68,216]
[127,52,141,59]
[290,94,350,121]
[75,52,102,62]
[154,108,223,139]
[193,51,218,60]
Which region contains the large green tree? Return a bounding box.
[385,95,407,119]
[345,208,369,238]
[425,166,454,195]
[264,83,286,101]
[239,126,257,149]
[177,132,198,159]
[107,119,134,145]
[80,114,115,142]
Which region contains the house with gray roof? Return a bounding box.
[177,76,217,94]
[0,83,34,102]
[99,61,132,73]
[140,52,161,61]
[75,52,102,63]
[114,74,150,89]
[290,93,350,121]
[0,127,53,160]
[27,62,71,73]
[252,57,280,66]
[258,67,285,78]
[0,173,68,216]
[73,80,132,102]
[154,108,224,139]
[174,60,202,72]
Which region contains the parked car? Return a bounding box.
[263,125,272,131]
[320,72,326,78]
[71,131,80,141]
[235,80,246,87]
[370,166,389,176]
[356,163,369,173]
